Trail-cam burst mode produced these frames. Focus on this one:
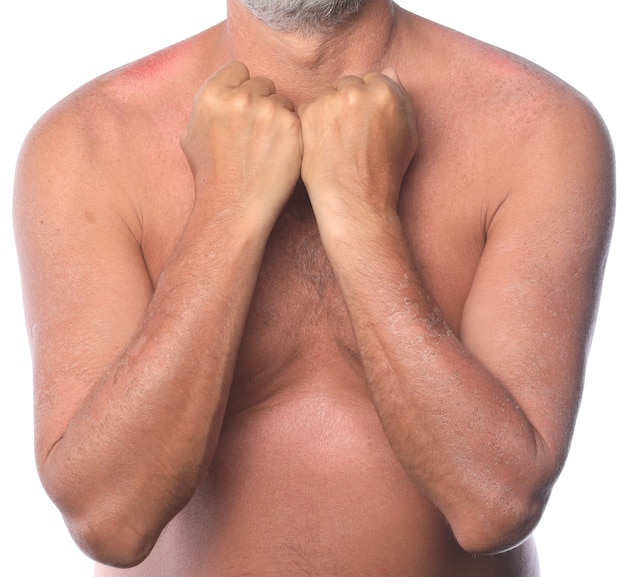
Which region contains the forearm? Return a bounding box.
[29,62,304,566]
[319,210,550,552]
[42,206,270,565]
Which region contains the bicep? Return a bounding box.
[459,101,614,464]
[14,120,154,466]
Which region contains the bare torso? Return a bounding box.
[60,12,560,577]
[95,202,540,576]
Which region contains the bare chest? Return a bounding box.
[141,163,485,390]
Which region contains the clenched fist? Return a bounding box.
[298,68,417,228]
[181,61,302,224]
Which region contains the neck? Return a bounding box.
[223,0,398,105]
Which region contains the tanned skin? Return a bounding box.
[14,1,614,575]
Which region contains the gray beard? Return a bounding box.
[238,0,370,33]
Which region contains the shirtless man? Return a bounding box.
[13,0,614,575]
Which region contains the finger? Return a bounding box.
[296,101,308,119]
[297,86,335,116]
[363,69,399,88]
[269,92,296,112]
[240,75,277,97]
[336,75,365,90]
[211,61,251,89]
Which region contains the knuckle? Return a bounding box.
[371,80,396,102]
[253,76,276,94]
[230,89,254,112]
[251,95,275,119]
[340,85,364,107]
[229,60,249,75]
[194,84,221,111]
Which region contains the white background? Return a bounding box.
[1,1,623,575]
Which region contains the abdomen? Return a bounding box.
[96,372,539,577]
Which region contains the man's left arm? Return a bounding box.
[299,71,615,555]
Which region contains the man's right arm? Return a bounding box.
[13,61,301,568]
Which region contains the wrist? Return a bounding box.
[315,197,405,262]
[190,180,285,239]
[310,184,400,238]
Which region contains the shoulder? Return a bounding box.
[17,24,228,164]
[395,11,614,283]
[19,32,205,169]
[433,23,616,250]
[14,30,216,229]
[399,12,614,205]
[398,13,605,129]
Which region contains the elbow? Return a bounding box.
[449,484,549,555]
[41,475,159,568]
[66,510,158,568]
[37,447,179,567]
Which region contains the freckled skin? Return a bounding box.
[13,1,613,576]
